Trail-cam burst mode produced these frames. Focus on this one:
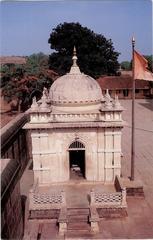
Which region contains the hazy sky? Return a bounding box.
[0,0,152,62]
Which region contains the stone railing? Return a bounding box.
[89,188,127,233]
[29,179,67,235]
[29,182,66,211]
[58,206,68,235]
[89,204,100,233]
[90,188,127,208]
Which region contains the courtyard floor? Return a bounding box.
[20,99,153,239]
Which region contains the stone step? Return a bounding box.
[97,207,128,218]
[68,214,89,222]
[29,209,60,219]
[67,222,90,231]
[65,231,94,239]
[67,208,89,215]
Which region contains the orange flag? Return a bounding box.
[134,50,153,81]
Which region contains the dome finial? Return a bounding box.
[73,46,76,56]
[69,45,81,74]
[72,45,77,66]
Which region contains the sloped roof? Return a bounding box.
[0,56,27,65]
[97,75,150,90]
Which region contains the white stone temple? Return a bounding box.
[25,47,124,185]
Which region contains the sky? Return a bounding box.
[0,0,152,62]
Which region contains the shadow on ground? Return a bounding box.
[139,99,153,111]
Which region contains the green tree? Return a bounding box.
[143,55,153,72]
[48,22,120,78]
[120,61,131,70]
[120,55,152,72]
[144,55,153,89]
[25,52,49,76]
[1,53,53,111]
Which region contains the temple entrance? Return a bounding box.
[68,141,85,180]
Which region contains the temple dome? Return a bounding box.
[49,47,103,112]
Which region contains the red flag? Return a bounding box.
[134,50,153,81]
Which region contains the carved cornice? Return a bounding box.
[24,121,125,129]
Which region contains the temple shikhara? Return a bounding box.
[25,47,124,185]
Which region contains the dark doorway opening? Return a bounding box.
[69,150,85,180]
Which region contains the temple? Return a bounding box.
[24,47,124,185]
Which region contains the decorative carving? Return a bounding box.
[43,87,49,98]
[31,97,39,111]
[105,89,112,101]
[90,188,127,208]
[105,97,113,110]
[113,95,121,109]
[40,87,49,110]
[29,186,66,210]
[51,112,101,123]
[33,193,62,204]
[74,130,79,140]
[63,131,94,151]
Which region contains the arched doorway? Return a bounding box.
[68,141,85,180]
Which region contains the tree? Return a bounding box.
[1,53,54,111]
[144,55,153,89]
[120,55,152,73]
[48,22,120,78]
[120,61,131,70]
[24,52,49,76]
[143,55,153,72]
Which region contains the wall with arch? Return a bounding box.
[31,126,122,184]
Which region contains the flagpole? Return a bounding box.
[131,36,135,181]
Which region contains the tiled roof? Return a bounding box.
[97,75,150,90]
[0,56,27,65]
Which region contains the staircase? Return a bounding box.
[67,208,91,235]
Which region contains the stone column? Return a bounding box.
[31,131,41,182]
[85,138,93,181]
[104,128,114,182]
[121,187,127,207]
[97,128,105,181]
[113,129,122,178]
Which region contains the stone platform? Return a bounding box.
[31,181,116,208]
[115,176,145,197]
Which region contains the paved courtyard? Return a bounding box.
[20,99,153,239]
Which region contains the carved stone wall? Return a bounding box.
[31,126,122,184]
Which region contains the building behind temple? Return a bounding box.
[97,72,152,99]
